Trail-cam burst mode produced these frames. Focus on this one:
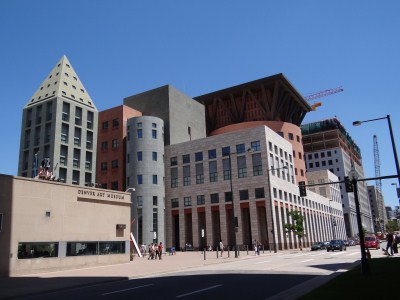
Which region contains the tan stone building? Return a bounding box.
[0,174,131,276]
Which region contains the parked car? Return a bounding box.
[364,236,380,249]
[311,242,326,251]
[327,239,347,252]
[343,240,350,247]
[348,239,356,246]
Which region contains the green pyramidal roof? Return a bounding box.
[25,55,97,110]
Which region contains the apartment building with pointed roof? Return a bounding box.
[18,56,98,185]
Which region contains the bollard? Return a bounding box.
[228,246,230,258]
[246,245,249,255]
[204,248,206,260]
[263,245,265,254]
[217,247,218,258]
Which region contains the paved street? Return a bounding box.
[1,245,391,299]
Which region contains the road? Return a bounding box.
[20,246,373,300]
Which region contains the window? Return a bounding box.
[101,162,107,171]
[112,118,119,128]
[239,190,249,201]
[137,129,142,139]
[152,129,157,139]
[137,196,143,207]
[137,122,142,128]
[171,168,178,188]
[101,141,108,151]
[153,175,158,184]
[288,133,294,140]
[210,193,219,204]
[18,242,59,259]
[237,156,247,178]
[255,188,265,199]
[308,154,312,160]
[197,195,205,205]
[171,198,179,208]
[251,140,261,151]
[152,152,157,161]
[152,123,157,128]
[170,156,177,166]
[309,163,314,168]
[208,149,217,159]
[195,163,204,184]
[137,175,143,185]
[225,191,232,202]
[183,154,190,164]
[223,158,231,180]
[315,162,320,167]
[328,160,333,165]
[112,139,118,149]
[321,152,325,158]
[252,153,263,176]
[277,131,284,138]
[112,160,118,169]
[195,152,203,162]
[236,143,245,154]
[327,151,332,157]
[314,153,319,159]
[111,181,118,190]
[183,165,190,186]
[184,197,192,207]
[137,151,142,161]
[153,196,158,206]
[209,161,218,182]
[222,146,230,156]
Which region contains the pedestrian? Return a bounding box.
[257,240,261,255]
[386,232,394,256]
[393,233,399,254]
[158,242,163,260]
[219,240,224,257]
[253,239,257,255]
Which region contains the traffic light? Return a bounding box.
[299,181,307,197]
[344,176,354,192]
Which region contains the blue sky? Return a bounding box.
[1,0,399,208]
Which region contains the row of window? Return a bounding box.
[17,241,125,259]
[101,139,119,151]
[306,150,336,160]
[102,118,119,130]
[277,131,301,143]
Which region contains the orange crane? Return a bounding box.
[304,86,344,110]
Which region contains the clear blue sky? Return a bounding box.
[1,1,399,208]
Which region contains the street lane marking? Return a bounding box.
[254,260,271,264]
[176,284,222,298]
[300,259,313,263]
[101,283,154,296]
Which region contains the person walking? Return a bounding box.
[254,239,258,255]
[158,242,163,260]
[386,232,394,256]
[219,240,224,257]
[393,233,399,254]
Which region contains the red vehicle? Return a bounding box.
[364,236,380,249]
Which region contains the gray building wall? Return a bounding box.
[126,116,165,247]
[123,85,206,146]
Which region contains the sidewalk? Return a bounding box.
[0,250,260,299]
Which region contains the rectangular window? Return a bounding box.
[288,133,294,140]
[237,156,247,178]
[197,195,205,205]
[252,153,263,176]
[18,242,59,259]
[152,123,157,128]
[153,175,158,184]
[137,175,143,185]
[171,167,178,188]
[137,196,143,207]
[101,162,107,171]
[137,151,142,161]
[102,121,108,130]
[183,154,190,164]
[225,191,232,202]
[170,156,177,166]
[153,196,158,206]
[208,149,217,159]
[236,143,245,154]
[112,139,118,149]
[255,188,265,199]
[171,198,179,208]
[101,141,108,151]
[209,161,218,182]
[152,152,157,161]
[112,160,118,169]
[195,163,204,184]
[195,152,203,162]
[239,190,249,201]
[111,181,118,190]
[210,193,219,204]
[184,197,192,207]
[183,165,190,186]
[112,118,119,128]
[251,140,261,151]
[152,129,157,139]
[223,158,230,180]
[222,146,230,157]
[137,122,142,128]
[137,129,142,139]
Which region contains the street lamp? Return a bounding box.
[329,200,336,239]
[227,148,253,258]
[266,165,288,253]
[353,115,400,191]
[348,167,370,275]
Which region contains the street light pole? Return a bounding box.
[227,152,238,258]
[266,165,288,253]
[329,200,336,239]
[353,115,400,192]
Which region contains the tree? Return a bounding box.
[385,220,399,233]
[284,210,305,250]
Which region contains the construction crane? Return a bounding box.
[373,135,382,193]
[304,86,344,111]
